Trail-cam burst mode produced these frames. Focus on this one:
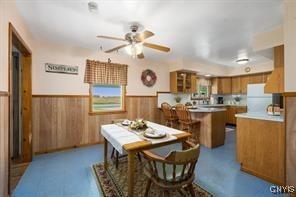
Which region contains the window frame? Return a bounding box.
[191,85,211,100]
[89,84,126,115]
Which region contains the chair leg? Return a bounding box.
[115,151,119,169]
[188,183,196,197]
[144,179,152,197]
[111,147,115,159]
[163,190,169,197]
[137,153,142,162]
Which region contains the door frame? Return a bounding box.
[8,22,32,192]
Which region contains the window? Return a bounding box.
[198,85,209,97]
[90,84,125,113]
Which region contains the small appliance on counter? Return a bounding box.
[217,96,224,104]
[267,104,281,116]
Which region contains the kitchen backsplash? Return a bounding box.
[211,94,247,105]
[157,92,247,107]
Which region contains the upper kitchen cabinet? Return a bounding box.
[212,77,232,94]
[264,45,284,93]
[249,73,266,84]
[239,72,271,94]
[170,71,196,93]
[231,76,241,94]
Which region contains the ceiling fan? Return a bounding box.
[97,24,170,59]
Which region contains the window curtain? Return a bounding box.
[197,78,211,86]
[84,59,128,85]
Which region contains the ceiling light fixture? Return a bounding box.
[88,1,98,12]
[205,74,211,77]
[236,58,249,65]
[125,43,143,58]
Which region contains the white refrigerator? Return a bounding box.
[247,84,272,113]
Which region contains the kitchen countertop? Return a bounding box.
[189,108,227,113]
[235,112,284,122]
[196,104,247,107]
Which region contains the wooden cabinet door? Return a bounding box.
[231,77,241,94]
[211,78,218,94]
[230,107,237,125]
[236,106,247,114]
[249,73,265,84]
[220,77,232,94]
[190,75,197,93]
[170,72,178,93]
[240,75,249,94]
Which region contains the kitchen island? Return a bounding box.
[189,108,226,148]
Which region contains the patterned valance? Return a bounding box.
[84,60,128,85]
[197,78,211,86]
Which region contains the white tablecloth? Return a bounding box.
[101,121,183,154]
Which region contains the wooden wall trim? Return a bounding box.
[283,92,296,97]
[126,95,157,97]
[32,94,89,98]
[0,91,9,96]
[32,94,160,98]
[32,96,160,154]
[34,142,103,155]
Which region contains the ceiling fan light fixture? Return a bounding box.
[125,43,143,58]
[88,1,98,13]
[236,58,249,65]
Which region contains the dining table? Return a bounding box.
[101,121,191,197]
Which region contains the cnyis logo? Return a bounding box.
[270,185,295,194]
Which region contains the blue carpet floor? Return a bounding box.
[13,130,278,197]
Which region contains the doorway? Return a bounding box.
[8,23,32,193]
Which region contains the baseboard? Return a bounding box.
[34,142,103,155]
[241,165,285,186]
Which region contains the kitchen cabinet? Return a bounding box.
[226,106,247,125]
[231,77,241,94]
[211,77,232,94]
[236,117,285,185]
[170,71,196,93]
[240,75,249,94]
[248,73,266,84]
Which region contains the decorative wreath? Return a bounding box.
[141,69,157,87]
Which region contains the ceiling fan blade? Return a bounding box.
[137,53,144,59]
[105,44,129,53]
[143,42,170,52]
[97,35,126,41]
[136,30,154,41]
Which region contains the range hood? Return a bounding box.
[264,45,284,93]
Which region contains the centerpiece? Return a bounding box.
[129,119,148,131]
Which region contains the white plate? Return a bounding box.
[144,130,166,139]
[121,120,131,126]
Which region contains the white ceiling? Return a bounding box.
[16,0,283,67]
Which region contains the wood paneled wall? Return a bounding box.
[0,94,9,197]
[32,95,160,154]
[286,96,296,186]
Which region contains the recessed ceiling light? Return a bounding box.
[205,74,211,77]
[88,1,98,12]
[236,58,249,65]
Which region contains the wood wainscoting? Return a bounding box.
[0,93,9,196]
[32,95,160,154]
[285,94,296,187]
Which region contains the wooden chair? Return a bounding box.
[175,104,200,144]
[161,102,178,128]
[142,141,200,197]
[111,119,141,169]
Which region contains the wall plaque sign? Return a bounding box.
[45,63,78,75]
